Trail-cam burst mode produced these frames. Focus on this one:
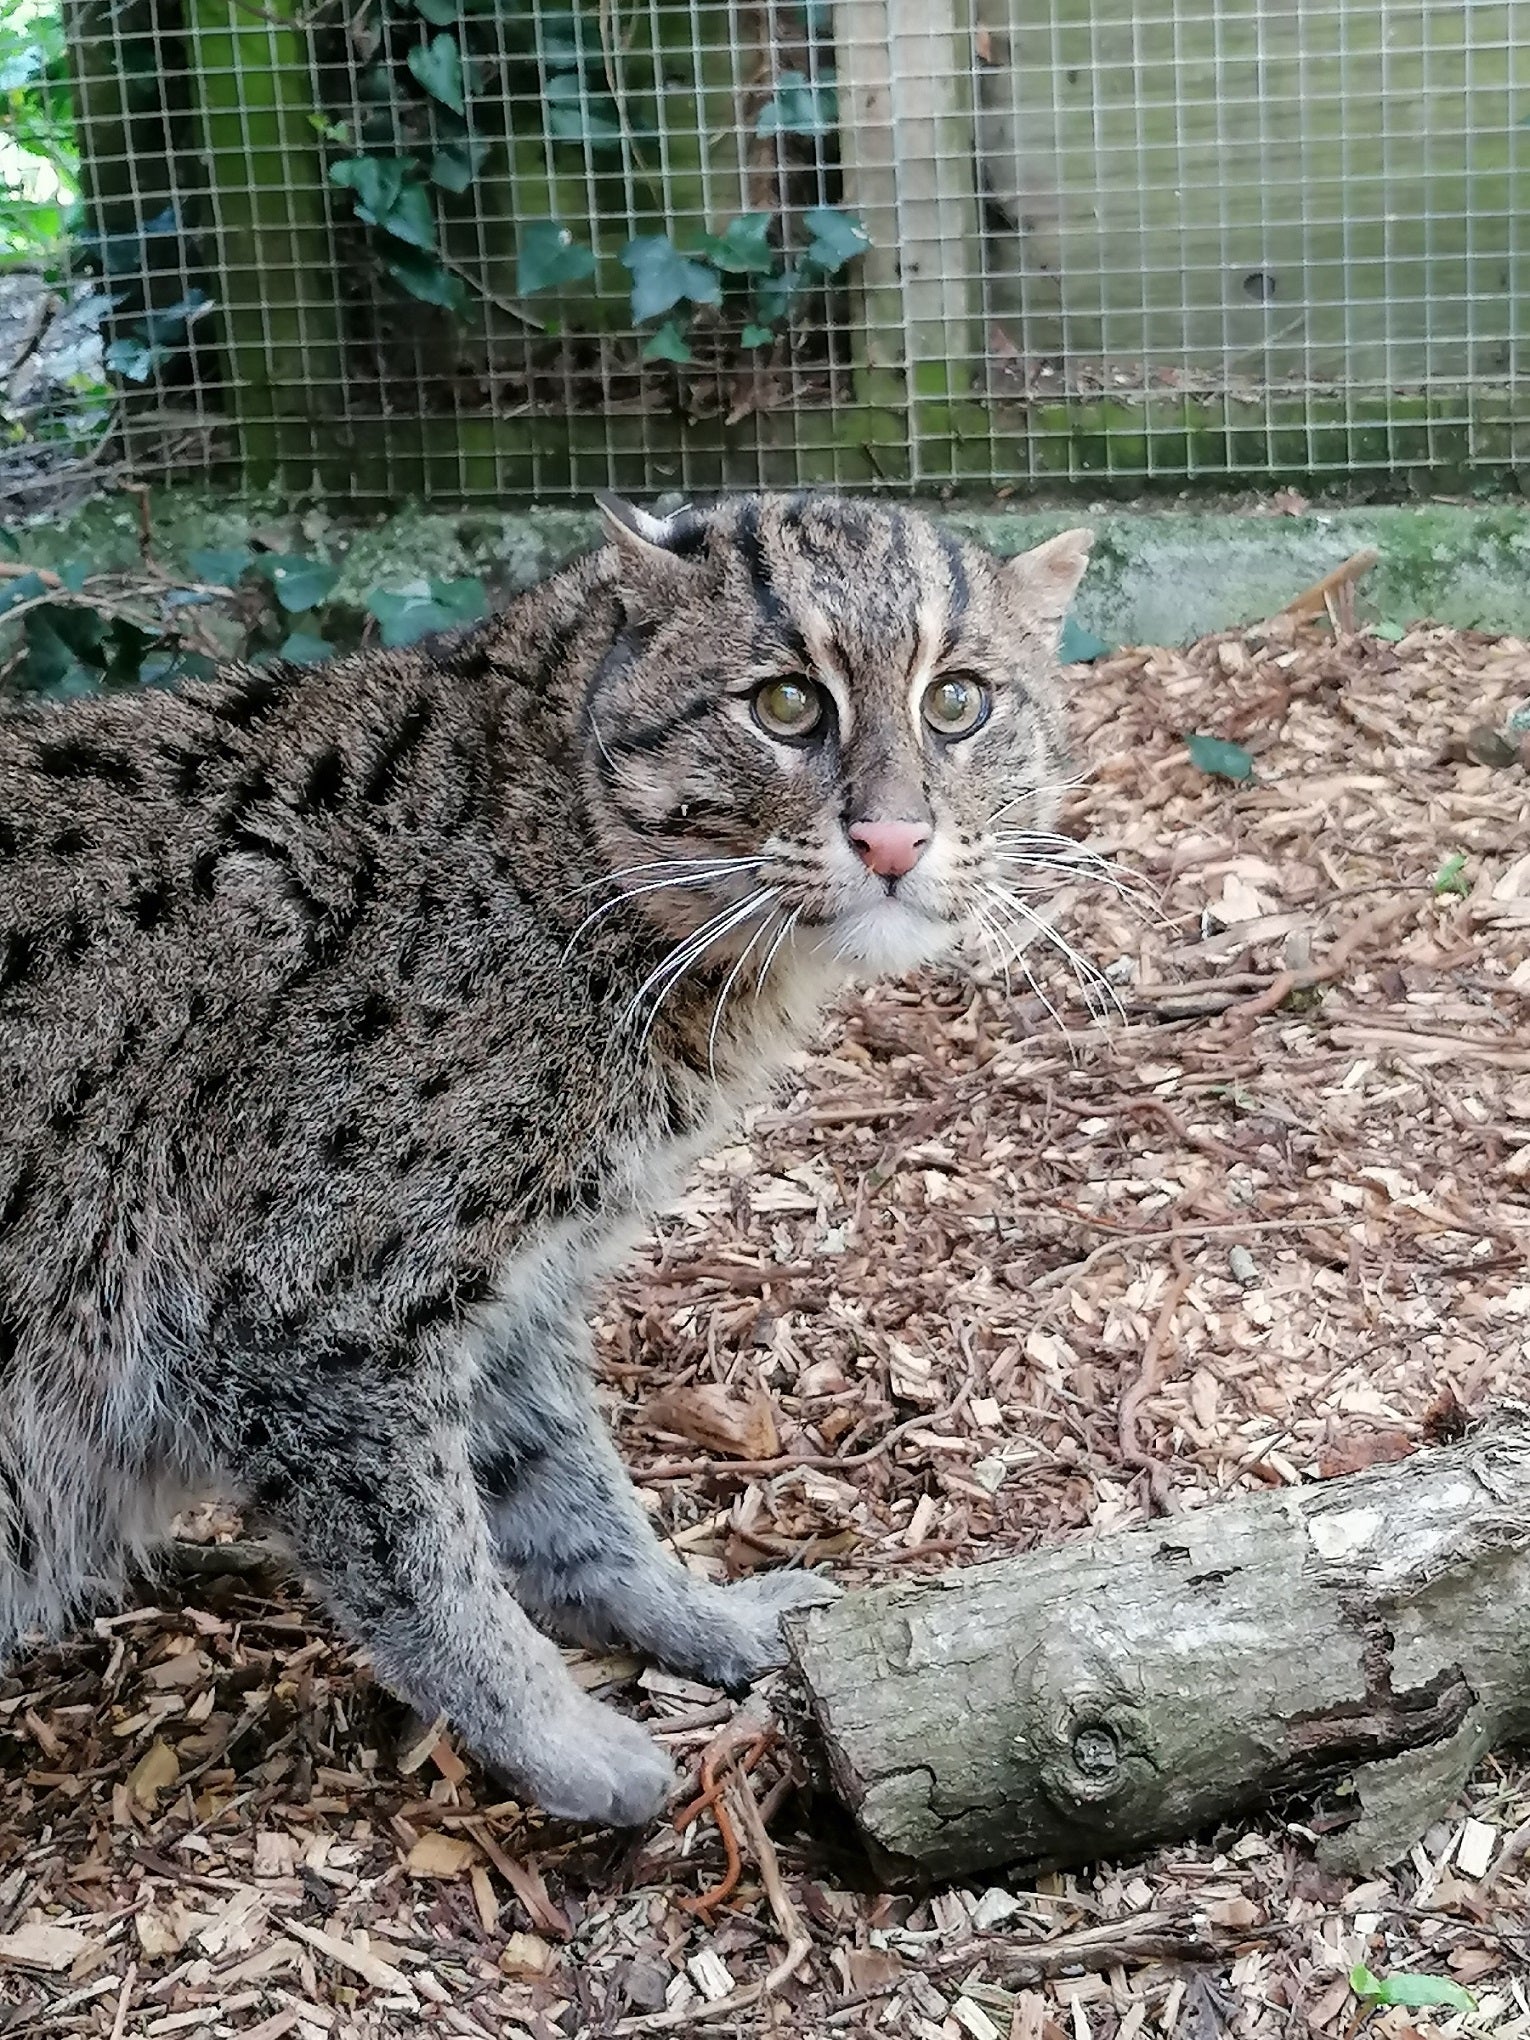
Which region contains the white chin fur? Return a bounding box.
[818,902,960,977]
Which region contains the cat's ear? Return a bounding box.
[595,493,695,587]
[1002,528,1094,648]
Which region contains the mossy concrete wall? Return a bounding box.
[17,493,1530,649]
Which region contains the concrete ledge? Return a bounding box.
[15,493,1530,649]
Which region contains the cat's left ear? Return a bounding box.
[1002,528,1094,648]
[595,493,695,587]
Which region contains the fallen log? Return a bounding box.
[788,1416,1530,1881]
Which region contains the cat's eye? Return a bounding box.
[922,674,990,739]
[752,677,824,742]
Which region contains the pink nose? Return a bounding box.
[848,819,932,879]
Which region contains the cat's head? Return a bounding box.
[581,493,1091,980]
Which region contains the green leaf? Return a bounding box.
[1348,1965,1475,2014]
[801,205,870,273]
[279,630,335,664]
[620,235,720,323]
[138,649,217,690]
[1432,851,1470,897]
[367,576,487,648]
[543,71,622,144]
[1058,615,1107,663]
[384,248,465,310]
[407,33,465,112]
[756,68,836,136]
[410,0,458,22]
[697,213,775,276]
[104,336,165,382]
[1185,733,1254,782]
[253,555,339,613]
[740,321,774,348]
[753,264,804,324]
[376,183,437,252]
[188,545,253,586]
[1372,619,1406,642]
[101,616,156,689]
[430,137,489,192]
[0,571,48,618]
[641,319,692,363]
[330,154,408,223]
[516,218,596,295]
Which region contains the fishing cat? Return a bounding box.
[0,494,1091,1825]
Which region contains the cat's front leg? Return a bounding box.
[473,1353,838,1691]
[220,1362,675,1825]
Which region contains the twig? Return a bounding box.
[1117,1245,1193,1512]
[675,1732,771,1919]
[637,1385,972,1485]
[1272,548,1379,623]
[730,1771,815,1997]
[937,1909,1217,1985]
[1223,896,1417,1024]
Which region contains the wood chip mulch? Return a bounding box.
[4,619,1529,2040]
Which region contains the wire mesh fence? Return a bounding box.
[1,0,1526,509]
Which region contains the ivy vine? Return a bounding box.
[317,0,868,362]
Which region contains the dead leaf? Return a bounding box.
[136,1900,198,1959]
[1316,1429,1415,1477]
[644,1383,780,1460]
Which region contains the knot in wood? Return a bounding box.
[1070,1723,1120,1779]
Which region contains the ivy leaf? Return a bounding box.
[516,218,596,295]
[543,71,622,144]
[802,205,870,272]
[537,10,587,66]
[254,555,340,613]
[384,247,465,309]
[330,155,407,223]
[1432,851,1470,897]
[0,571,48,618]
[641,319,692,363]
[407,33,465,113]
[367,576,487,648]
[754,263,804,325]
[279,631,335,664]
[376,181,437,252]
[139,288,214,345]
[620,235,720,322]
[139,649,217,689]
[430,136,490,192]
[740,321,774,348]
[1185,732,1254,782]
[696,212,775,276]
[102,617,157,689]
[1058,615,1107,663]
[410,0,458,22]
[188,546,253,586]
[1349,1966,1474,2014]
[104,336,167,382]
[756,67,836,136]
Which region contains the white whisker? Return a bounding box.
[755,906,800,994]
[987,883,1125,1026]
[626,887,780,1050]
[707,906,780,1080]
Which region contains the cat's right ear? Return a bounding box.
[595,493,694,592]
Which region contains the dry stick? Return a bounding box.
[675,1734,771,1920]
[1271,547,1380,622]
[730,1772,815,1998]
[637,1384,973,1486]
[1223,895,1418,1024]
[1116,1246,1194,1513]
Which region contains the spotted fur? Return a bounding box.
[0,493,1090,1824]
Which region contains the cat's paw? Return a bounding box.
[512,1698,676,1828]
[682,1569,843,1693]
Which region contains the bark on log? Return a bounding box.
[788,1418,1530,1882]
